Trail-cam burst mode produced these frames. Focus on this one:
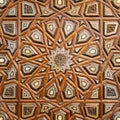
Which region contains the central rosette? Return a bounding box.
[54,53,67,66]
[47,47,73,73]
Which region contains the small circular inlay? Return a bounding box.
[0,58,5,63]
[67,90,71,95]
[90,49,96,54]
[115,58,120,63]
[25,49,30,54]
[81,34,86,39]
[0,0,4,4]
[107,72,110,77]
[34,34,39,39]
[0,116,4,120]
[57,0,63,5]
[117,0,120,3]
[25,67,31,71]
[82,81,87,87]
[117,118,120,120]
[34,82,39,86]
[90,67,96,71]
[66,25,71,31]
[49,25,54,31]
[49,90,54,95]
[44,106,48,110]
[72,107,77,110]
[57,115,63,120]
[113,0,120,7]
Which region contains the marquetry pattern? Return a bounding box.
[0,0,120,120]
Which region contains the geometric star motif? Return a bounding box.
[47,47,73,73]
[0,0,120,119]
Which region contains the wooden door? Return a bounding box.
[0,0,120,119]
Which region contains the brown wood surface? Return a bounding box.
[0,0,120,120]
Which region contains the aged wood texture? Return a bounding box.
[0,0,120,119]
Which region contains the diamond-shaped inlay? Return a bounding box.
[2,21,17,36]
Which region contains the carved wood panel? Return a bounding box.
[0,0,120,120]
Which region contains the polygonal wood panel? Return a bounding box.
[0,0,120,120]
